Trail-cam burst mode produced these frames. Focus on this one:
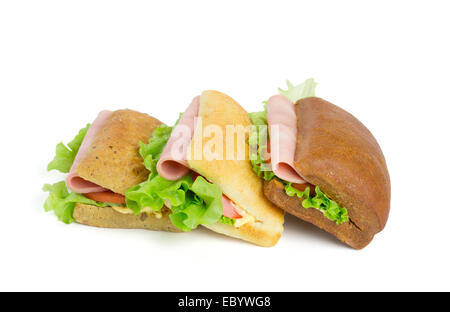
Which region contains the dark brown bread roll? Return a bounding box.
[264,97,390,249]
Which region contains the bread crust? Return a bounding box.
[73,203,182,232]
[264,179,372,249]
[203,221,282,247]
[264,97,390,249]
[76,109,163,195]
[187,90,285,247]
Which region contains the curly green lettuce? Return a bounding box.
[248,77,317,181]
[44,124,124,223]
[284,183,349,225]
[47,124,90,173]
[278,78,318,103]
[43,181,123,224]
[248,78,349,225]
[125,171,225,231]
[139,124,174,179]
[125,123,232,231]
[249,102,274,181]
[139,113,183,178]
[219,216,236,226]
[169,175,224,231]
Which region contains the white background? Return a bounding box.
[0,0,449,292]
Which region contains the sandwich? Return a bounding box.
[248,79,390,249]
[125,90,285,247]
[43,109,181,232]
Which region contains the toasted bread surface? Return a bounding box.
[187,90,285,246]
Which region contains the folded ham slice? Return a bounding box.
[157,96,200,181]
[65,110,112,193]
[156,96,241,219]
[267,95,306,184]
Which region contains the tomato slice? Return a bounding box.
[192,171,201,181]
[85,191,126,204]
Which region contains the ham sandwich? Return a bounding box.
[67,109,181,232]
[262,96,390,249]
[156,91,285,246]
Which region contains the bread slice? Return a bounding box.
[73,203,182,232]
[76,109,163,195]
[264,97,390,249]
[187,90,285,247]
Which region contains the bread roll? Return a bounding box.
[264,97,390,249]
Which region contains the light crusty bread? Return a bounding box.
[76,109,162,195]
[187,90,285,247]
[73,203,181,232]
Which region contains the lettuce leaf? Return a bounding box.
[47,124,90,173]
[170,176,223,231]
[43,181,124,224]
[125,174,224,231]
[249,126,274,181]
[278,78,317,103]
[139,114,183,179]
[248,101,268,126]
[139,124,174,179]
[248,79,317,181]
[219,216,236,226]
[125,113,232,231]
[248,102,275,181]
[44,124,124,223]
[285,183,349,225]
[125,174,192,214]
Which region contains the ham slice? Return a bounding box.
[222,195,242,219]
[267,95,306,184]
[157,96,200,180]
[65,110,112,193]
[157,96,242,219]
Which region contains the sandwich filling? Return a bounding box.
[63,110,128,204]
[125,96,254,232]
[248,79,349,224]
[43,111,163,223]
[65,110,111,194]
[43,120,127,224]
[43,104,253,231]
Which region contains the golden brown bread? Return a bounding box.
[264,97,390,249]
[73,203,182,232]
[75,109,162,195]
[188,90,285,247]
